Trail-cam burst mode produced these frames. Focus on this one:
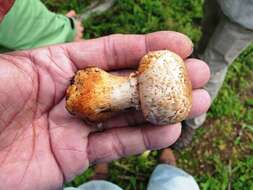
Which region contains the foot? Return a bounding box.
[172,121,196,150]
[66,10,84,42]
[159,148,176,166]
[92,163,109,180]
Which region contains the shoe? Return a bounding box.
[159,148,176,166]
[91,163,109,180]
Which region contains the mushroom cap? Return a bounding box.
[138,50,192,125]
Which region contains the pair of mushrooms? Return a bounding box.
[66,50,192,126]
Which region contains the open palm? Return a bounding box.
[0,31,211,190]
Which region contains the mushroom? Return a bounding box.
[66,50,192,125]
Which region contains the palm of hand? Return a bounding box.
[0,46,90,189]
[0,32,211,190]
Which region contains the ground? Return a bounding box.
[42,0,253,189]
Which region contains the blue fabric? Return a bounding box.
[147,164,199,190]
[65,164,199,190]
[64,180,123,190]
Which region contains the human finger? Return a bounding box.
[87,123,181,164]
[64,31,193,70]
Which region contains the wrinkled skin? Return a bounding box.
[0,31,211,190]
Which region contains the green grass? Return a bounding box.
[42,0,253,189]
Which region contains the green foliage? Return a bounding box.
[109,151,158,190]
[232,156,253,190]
[197,156,253,190]
[198,155,229,190]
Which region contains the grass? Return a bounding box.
[43,0,253,189]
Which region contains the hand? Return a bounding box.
[66,10,84,42]
[0,31,211,190]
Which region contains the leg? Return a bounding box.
[175,14,253,149]
[147,164,199,190]
[64,180,123,190]
[190,16,253,127]
[184,0,221,129]
[173,0,221,148]
[200,17,253,99]
[196,0,222,55]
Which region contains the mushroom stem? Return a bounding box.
[109,73,140,111]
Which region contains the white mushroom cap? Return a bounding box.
[138,50,192,125]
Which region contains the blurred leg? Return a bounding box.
[174,1,253,148]
[181,0,221,131]
[196,0,222,54]
[147,164,199,190]
[201,17,253,99]
[173,0,222,149]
